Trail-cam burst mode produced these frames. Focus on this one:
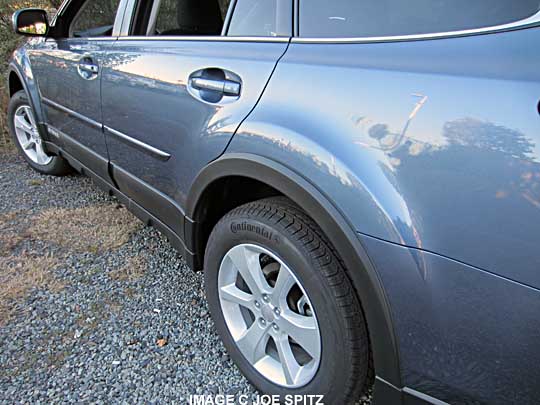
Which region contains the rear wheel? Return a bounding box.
[7,90,71,176]
[204,197,372,403]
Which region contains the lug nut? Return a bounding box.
[272,324,279,331]
[254,300,260,309]
[259,318,266,326]
[273,308,281,317]
[262,294,270,303]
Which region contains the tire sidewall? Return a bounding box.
[205,213,361,402]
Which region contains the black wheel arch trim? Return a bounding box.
[7,65,27,97]
[186,152,403,392]
[7,64,48,140]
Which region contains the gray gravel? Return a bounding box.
[0,151,258,404]
[0,151,373,405]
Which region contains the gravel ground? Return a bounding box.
[0,150,258,404]
[0,150,373,405]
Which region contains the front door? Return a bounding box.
[29,0,123,180]
[101,0,292,237]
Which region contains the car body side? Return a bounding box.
[7,2,540,404]
[226,26,540,404]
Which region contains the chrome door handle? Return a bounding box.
[190,77,241,96]
[79,62,99,74]
[77,57,99,80]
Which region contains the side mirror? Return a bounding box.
[12,8,49,36]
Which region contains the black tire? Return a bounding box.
[204,197,372,403]
[7,90,71,176]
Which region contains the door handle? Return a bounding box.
[77,57,99,80]
[190,77,241,97]
[187,68,242,104]
[79,62,99,74]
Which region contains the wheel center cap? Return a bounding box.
[261,305,275,323]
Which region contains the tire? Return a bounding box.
[7,90,71,176]
[204,197,372,403]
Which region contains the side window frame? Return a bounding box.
[47,0,128,39]
[118,0,292,39]
[221,0,237,36]
[225,0,292,37]
[292,0,540,43]
[119,0,139,36]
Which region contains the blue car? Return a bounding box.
[7,0,540,403]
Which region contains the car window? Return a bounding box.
[299,0,540,38]
[146,0,228,36]
[228,0,291,37]
[71,0,122,37]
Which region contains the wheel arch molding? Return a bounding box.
[185,152,403,393]
[8,60,47,134]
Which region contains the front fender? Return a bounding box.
[8,42,46,126]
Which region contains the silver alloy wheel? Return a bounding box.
[218,244,321,388]
[13,105,52,166]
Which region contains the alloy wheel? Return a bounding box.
[218,243,321,388]
[13,105,52,166]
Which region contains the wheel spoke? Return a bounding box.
[14,115,33,134]
[220,284,254,309]
[20,137,34,150]
[273,265,296,303]
[228,246,271,295]
[236,322,269,364]
[24,106,37,128]
[35,145,49,165]
[281,310,320,359]
[275,334,301,385]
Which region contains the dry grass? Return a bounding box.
[0,203,143,325]
[29,205,141,253]
[0,210,27,256]
[109,255,147,282]
[0,84,12,149]
[0,253,62,324]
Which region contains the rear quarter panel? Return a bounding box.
[228,27,540,289]
[227,25,540,404]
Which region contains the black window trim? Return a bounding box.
[292,6,540,44]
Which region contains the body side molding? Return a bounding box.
[42,97,102,129]
[104,126,171,161]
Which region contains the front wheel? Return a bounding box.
[7,90,71,176]
[204,197,372,403]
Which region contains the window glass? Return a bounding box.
[150,0,226,36]
[300,0,540,38]
[228,0,291,37]
[71,0,121,37]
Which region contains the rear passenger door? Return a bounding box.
[101,0,291,237]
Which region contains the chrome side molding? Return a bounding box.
[104,126,171,161]
[42,97,101,129]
